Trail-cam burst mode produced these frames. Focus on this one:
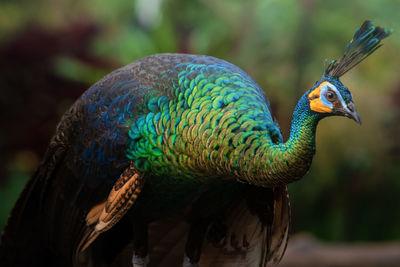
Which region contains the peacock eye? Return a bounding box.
[326,90,337,102]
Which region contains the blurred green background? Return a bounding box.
[0,0,399,243]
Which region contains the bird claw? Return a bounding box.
[183,254,199,267]
[132,253,149,267]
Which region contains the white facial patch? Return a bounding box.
[320,82,349,111]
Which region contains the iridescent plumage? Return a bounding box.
[0,21,390,267]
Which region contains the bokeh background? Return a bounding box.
[1,0,399,264]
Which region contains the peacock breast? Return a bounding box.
[125,54,283,179]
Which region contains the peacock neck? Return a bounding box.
[244,93,320,187]
[285,94,319,153]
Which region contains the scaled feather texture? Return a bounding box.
[0,21,391,267]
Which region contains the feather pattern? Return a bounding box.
[199,185,290,266]
[0,20,390,267]
[325,20,391,77]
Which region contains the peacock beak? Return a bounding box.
[344,101,362,125]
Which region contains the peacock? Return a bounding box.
[0,21,391,267]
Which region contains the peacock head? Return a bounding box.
[307,20,391,125]
[308,76,361,124]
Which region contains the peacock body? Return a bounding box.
[0,21,390,267]
[69,54,285,218]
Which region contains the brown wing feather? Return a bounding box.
[77,162,145,254]
[75,185,290,267]
[200,185,290,267]
[268,186,290,265]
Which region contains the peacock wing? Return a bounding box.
[0,90,145,266]
[77,162,145,253]
[200,185,290,266]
